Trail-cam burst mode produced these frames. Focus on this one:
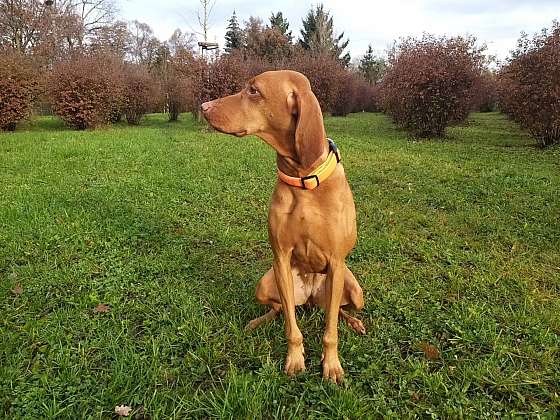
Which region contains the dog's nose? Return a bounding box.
[201,101,214,114]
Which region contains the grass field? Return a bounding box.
[1,112,559,418]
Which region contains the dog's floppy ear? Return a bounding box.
[292,88,326,169]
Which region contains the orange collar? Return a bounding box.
[277,139,341,190]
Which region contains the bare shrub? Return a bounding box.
[379,35,485,137]
[0,51,39,131]
[48,53,126,129]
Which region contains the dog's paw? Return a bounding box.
[322,355,344,384]
[284,345,306,376]
[244,319,259,331]
[348,318,366,335]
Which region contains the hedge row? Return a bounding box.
[8,24,558,144]
[0,48,379,130]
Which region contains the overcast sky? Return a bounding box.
[118,0,559,61]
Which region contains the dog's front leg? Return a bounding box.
[273,253,305,376]
[322,259,345,383]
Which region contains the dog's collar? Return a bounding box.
[277,138,341,190]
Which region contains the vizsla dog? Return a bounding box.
[201,70,364,383]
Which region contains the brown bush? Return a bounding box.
[48,53,126,130]
[189,50,376,118]
[167,73,196,122]
[497,21,560,147]
[202,53,253,102]
[470,70,497,112]
[164,52,202,121]
[287,51,343,112]
[330,69,358,116]
[350,77,379,113]
[379,35,484,137]
[123,64,162,125]
[0,51,39,131]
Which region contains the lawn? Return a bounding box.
[1,112,559,418]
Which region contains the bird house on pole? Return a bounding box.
[198,41,219,59]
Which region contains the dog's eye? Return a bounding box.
[247,86,259,96]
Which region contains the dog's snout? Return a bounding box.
[201,101,214,114]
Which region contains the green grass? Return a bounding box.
[1,112,559,418]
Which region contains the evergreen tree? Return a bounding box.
[224,11,243,53]
[269,11,292,43]
[359,44,387,84]
[299,4,350,65]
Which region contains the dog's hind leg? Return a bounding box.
[245,306,281,331]
[339,308,366,335]
[245,268,283,331]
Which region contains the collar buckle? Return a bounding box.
[301,174,320,189]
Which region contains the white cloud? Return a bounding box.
[118,0,559,60]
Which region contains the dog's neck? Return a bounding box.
[259,130,328,178]
[276,144,329,178]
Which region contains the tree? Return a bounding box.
[197,0,215,42]
[89,20,129,58]
[269,11,292,43]
[243,16,292,62]
[359,45,387,84]
[167,28,195,56]
[61,0,118,46]
[224,11,242,53]
[128,20,160,65]
[0,0,84,64]
[299,4,350,65]
[0,0,49,52]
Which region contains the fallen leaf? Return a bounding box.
[94,303,110,313]
[11,284,23,295]
[418,341,440,360]
[114,405,132,417]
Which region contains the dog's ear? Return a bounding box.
[292,88,326,169]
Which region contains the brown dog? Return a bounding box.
[201,70,364,383]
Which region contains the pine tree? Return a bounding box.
[299,4,350,65]
[269,11,292,43]
[359,44,387,84]
[224,11,243,53]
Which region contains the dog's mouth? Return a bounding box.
[210,125,247,137]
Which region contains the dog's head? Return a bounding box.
[202,70,326,169]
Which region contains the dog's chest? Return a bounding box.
[292,238,329,273]
[269,183,356,272]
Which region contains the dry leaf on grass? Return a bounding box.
[418,341,440,360]
[114,405,132,417]
[94,303,111,313]
[11,284,23,295]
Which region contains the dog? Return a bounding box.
[201,70,364,383]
